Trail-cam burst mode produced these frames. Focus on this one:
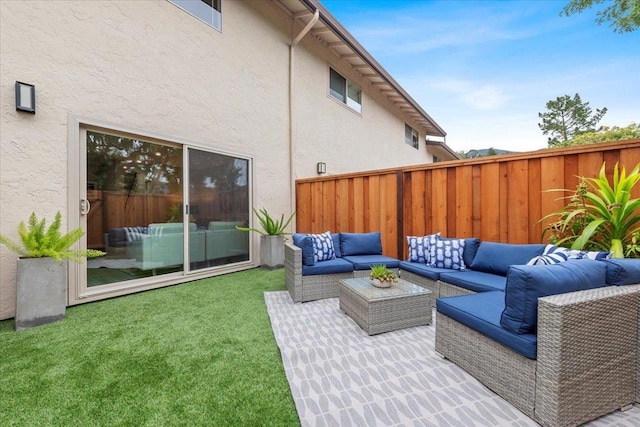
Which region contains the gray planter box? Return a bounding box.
[260,235,285,269]
[15,257,67,330]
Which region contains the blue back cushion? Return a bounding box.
[331,233,342,258]
[462,238,481,267]
[340,232,383,256]
[602,259,640,286]
[292,233,314,266]
[470,242,545,276]
[500,260,608,334]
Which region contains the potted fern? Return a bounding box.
[236,208,295,269]
[0,212,104,330]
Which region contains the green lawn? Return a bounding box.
[0,268,299,426]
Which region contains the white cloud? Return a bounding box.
[347,3,555,55]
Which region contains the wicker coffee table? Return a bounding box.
[339,277,433,335]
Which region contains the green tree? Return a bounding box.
[487,147,497,156]
[562,0,640,33]
[569,123,640,145]
[538,93,607,148]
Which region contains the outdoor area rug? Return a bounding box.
[265,291,640,427]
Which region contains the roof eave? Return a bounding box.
[426,140,461,161]
[298,0,447,138]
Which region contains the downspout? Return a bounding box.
[289,9,319,229]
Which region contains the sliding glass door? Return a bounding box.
[82,128,250,291]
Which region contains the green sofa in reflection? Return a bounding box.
[126,223,206,271]
[205,221,249,262]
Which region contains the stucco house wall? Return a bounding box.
[294,34,435,177]
[0,0,444,320]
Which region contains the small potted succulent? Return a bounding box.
[369,264,398,288]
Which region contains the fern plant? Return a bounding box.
[236,208,295,236]
[0,212,105,263]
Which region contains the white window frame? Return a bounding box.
[329,68,362,114]
[169,0,222,31]
[405,124,419,149]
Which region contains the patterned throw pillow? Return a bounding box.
[527,244,609,265]
[125,226,148,242]
[426,233,441,265]
[429,237,466,270]
[580,250,612,260]
[406,236,430,263]
[527,253,568,265]
[309,231,336,262]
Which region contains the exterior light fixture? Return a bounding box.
[15,81,35,113]
[317,162,326,175]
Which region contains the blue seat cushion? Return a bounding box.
[342,255,400,270]
[340,232,383,256]
[470,242,546,276]
[437,291,537,360]
[301,258,354,276]
[399,261,452,281]
[602,259,640,286]
[292,233,315,266]
[500,260,608,334]
[439,270,507,293]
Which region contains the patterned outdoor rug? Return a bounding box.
[265,291,640,427]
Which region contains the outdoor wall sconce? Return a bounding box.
[317,162,326,175]
[15,81,35,113]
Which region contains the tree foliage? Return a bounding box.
[562,0,640,33]
[538,93,607,147]
[568,123,640,145]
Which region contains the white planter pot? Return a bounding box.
[260,235,285,269]
[15,257,67,330]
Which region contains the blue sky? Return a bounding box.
[320,0,640,154]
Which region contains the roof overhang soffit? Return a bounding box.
[276,0,447,139]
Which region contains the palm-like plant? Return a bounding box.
[0,212,104,262]
[541,162,640,258]
[236,208,295,236]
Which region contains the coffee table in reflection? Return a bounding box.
[339,277,433,335]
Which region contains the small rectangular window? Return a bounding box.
[169,0,221,31]
[329,68,361,113]
[405,124,419,149]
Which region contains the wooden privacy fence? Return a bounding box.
[295,139,640,259]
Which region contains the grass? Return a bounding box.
[0,268,299,426]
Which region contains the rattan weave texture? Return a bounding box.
[339,277,433,335]
[436,286,639,427]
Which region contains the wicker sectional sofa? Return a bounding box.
[286,232,640,426]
